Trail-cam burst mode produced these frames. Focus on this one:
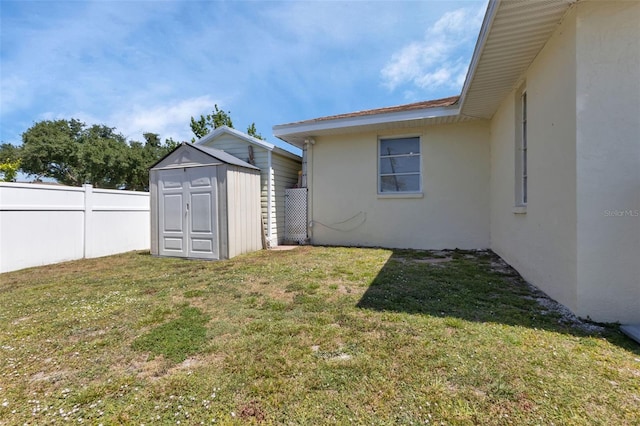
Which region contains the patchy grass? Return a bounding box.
[132,306,209,363]
[0,246,638,425]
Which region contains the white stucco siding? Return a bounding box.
[490,6,579,312]
[575,1,640,323]
[309,121,490,250]
[272,154,301,244]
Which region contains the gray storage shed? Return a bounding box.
[150,143,262,260]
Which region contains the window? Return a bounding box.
[515,87,527,207]
[378,136,421,193]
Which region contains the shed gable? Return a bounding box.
[153,144,224,170]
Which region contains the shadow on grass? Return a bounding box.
[356,249,639,352]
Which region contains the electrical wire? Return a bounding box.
[311,211,366,232]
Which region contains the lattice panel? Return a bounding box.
[284,188,308,243]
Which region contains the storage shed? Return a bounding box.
[150,142,262,260]
[195,126,302,247]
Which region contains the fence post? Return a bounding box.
[83,184,93,258]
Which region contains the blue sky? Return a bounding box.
[1,0,487,152]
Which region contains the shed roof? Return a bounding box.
[273,0,575,147]
[150,142,260,170]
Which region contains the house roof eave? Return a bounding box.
[273,0,576,146]
[273,100,461,148]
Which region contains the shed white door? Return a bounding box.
[158,167,219,259]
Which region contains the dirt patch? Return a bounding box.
[269,245,299,251]
[392,256,453,265]
[239,400,266,422]
[489,259,519,276]
[30,369,71,383]
[312,344,353,361]
[11,316,31,325]
[128,355,172,379]
[337,285,352,294]
[533,295,604,333]
[412,257,453,265]
[174,357,202,370]
[329,353,352,361]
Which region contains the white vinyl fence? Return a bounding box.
[0,182,150,273]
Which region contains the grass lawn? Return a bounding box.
[0,246,638,425]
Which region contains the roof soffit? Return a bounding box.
[459,0,575,119]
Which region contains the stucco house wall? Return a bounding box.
[574,0,640,323]
[273,0,639,324]
[308,121,490,250]
[490,5,579,313]
[490,1,640,323]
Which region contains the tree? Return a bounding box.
[246,122,264,140]
[190,105,266,142]
[190,104,234,141]
[21,119,86,186]
[0,159,20,182]
[77,124,130,188]
[20,119,177,189]
[0,143,21,163]
[123,133,178,191]
[0,143,22,182]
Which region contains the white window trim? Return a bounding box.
[514,85,528,212]
[377,135,423,196]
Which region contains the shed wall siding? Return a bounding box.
[226,167,262,258]
[202,134,267,166]
[272,154,302,244]
[200,136,272,244]
[308,121,490,249]
[199,134,301,246]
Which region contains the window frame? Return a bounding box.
[377,135,422,196]
[515,85,528,210]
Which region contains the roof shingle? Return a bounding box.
[284,96,460,126]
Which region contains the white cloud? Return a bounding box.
[110,96,217,143]
[34,96,215,144]
[1,1,487,145]
[381,4,486,94]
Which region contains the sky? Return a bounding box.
[1,0,488,154]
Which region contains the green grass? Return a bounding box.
[0,246,638,425]
[132,306,209,362]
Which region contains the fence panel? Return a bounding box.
[0,183,150,273]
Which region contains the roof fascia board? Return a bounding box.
[197,126,276,151]
[197,125,301,160]
[457,0,501,115]
[273,104,460,138]
[271,146,302,160]
[150,142,259,170]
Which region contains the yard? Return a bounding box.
[0,246,638,425]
